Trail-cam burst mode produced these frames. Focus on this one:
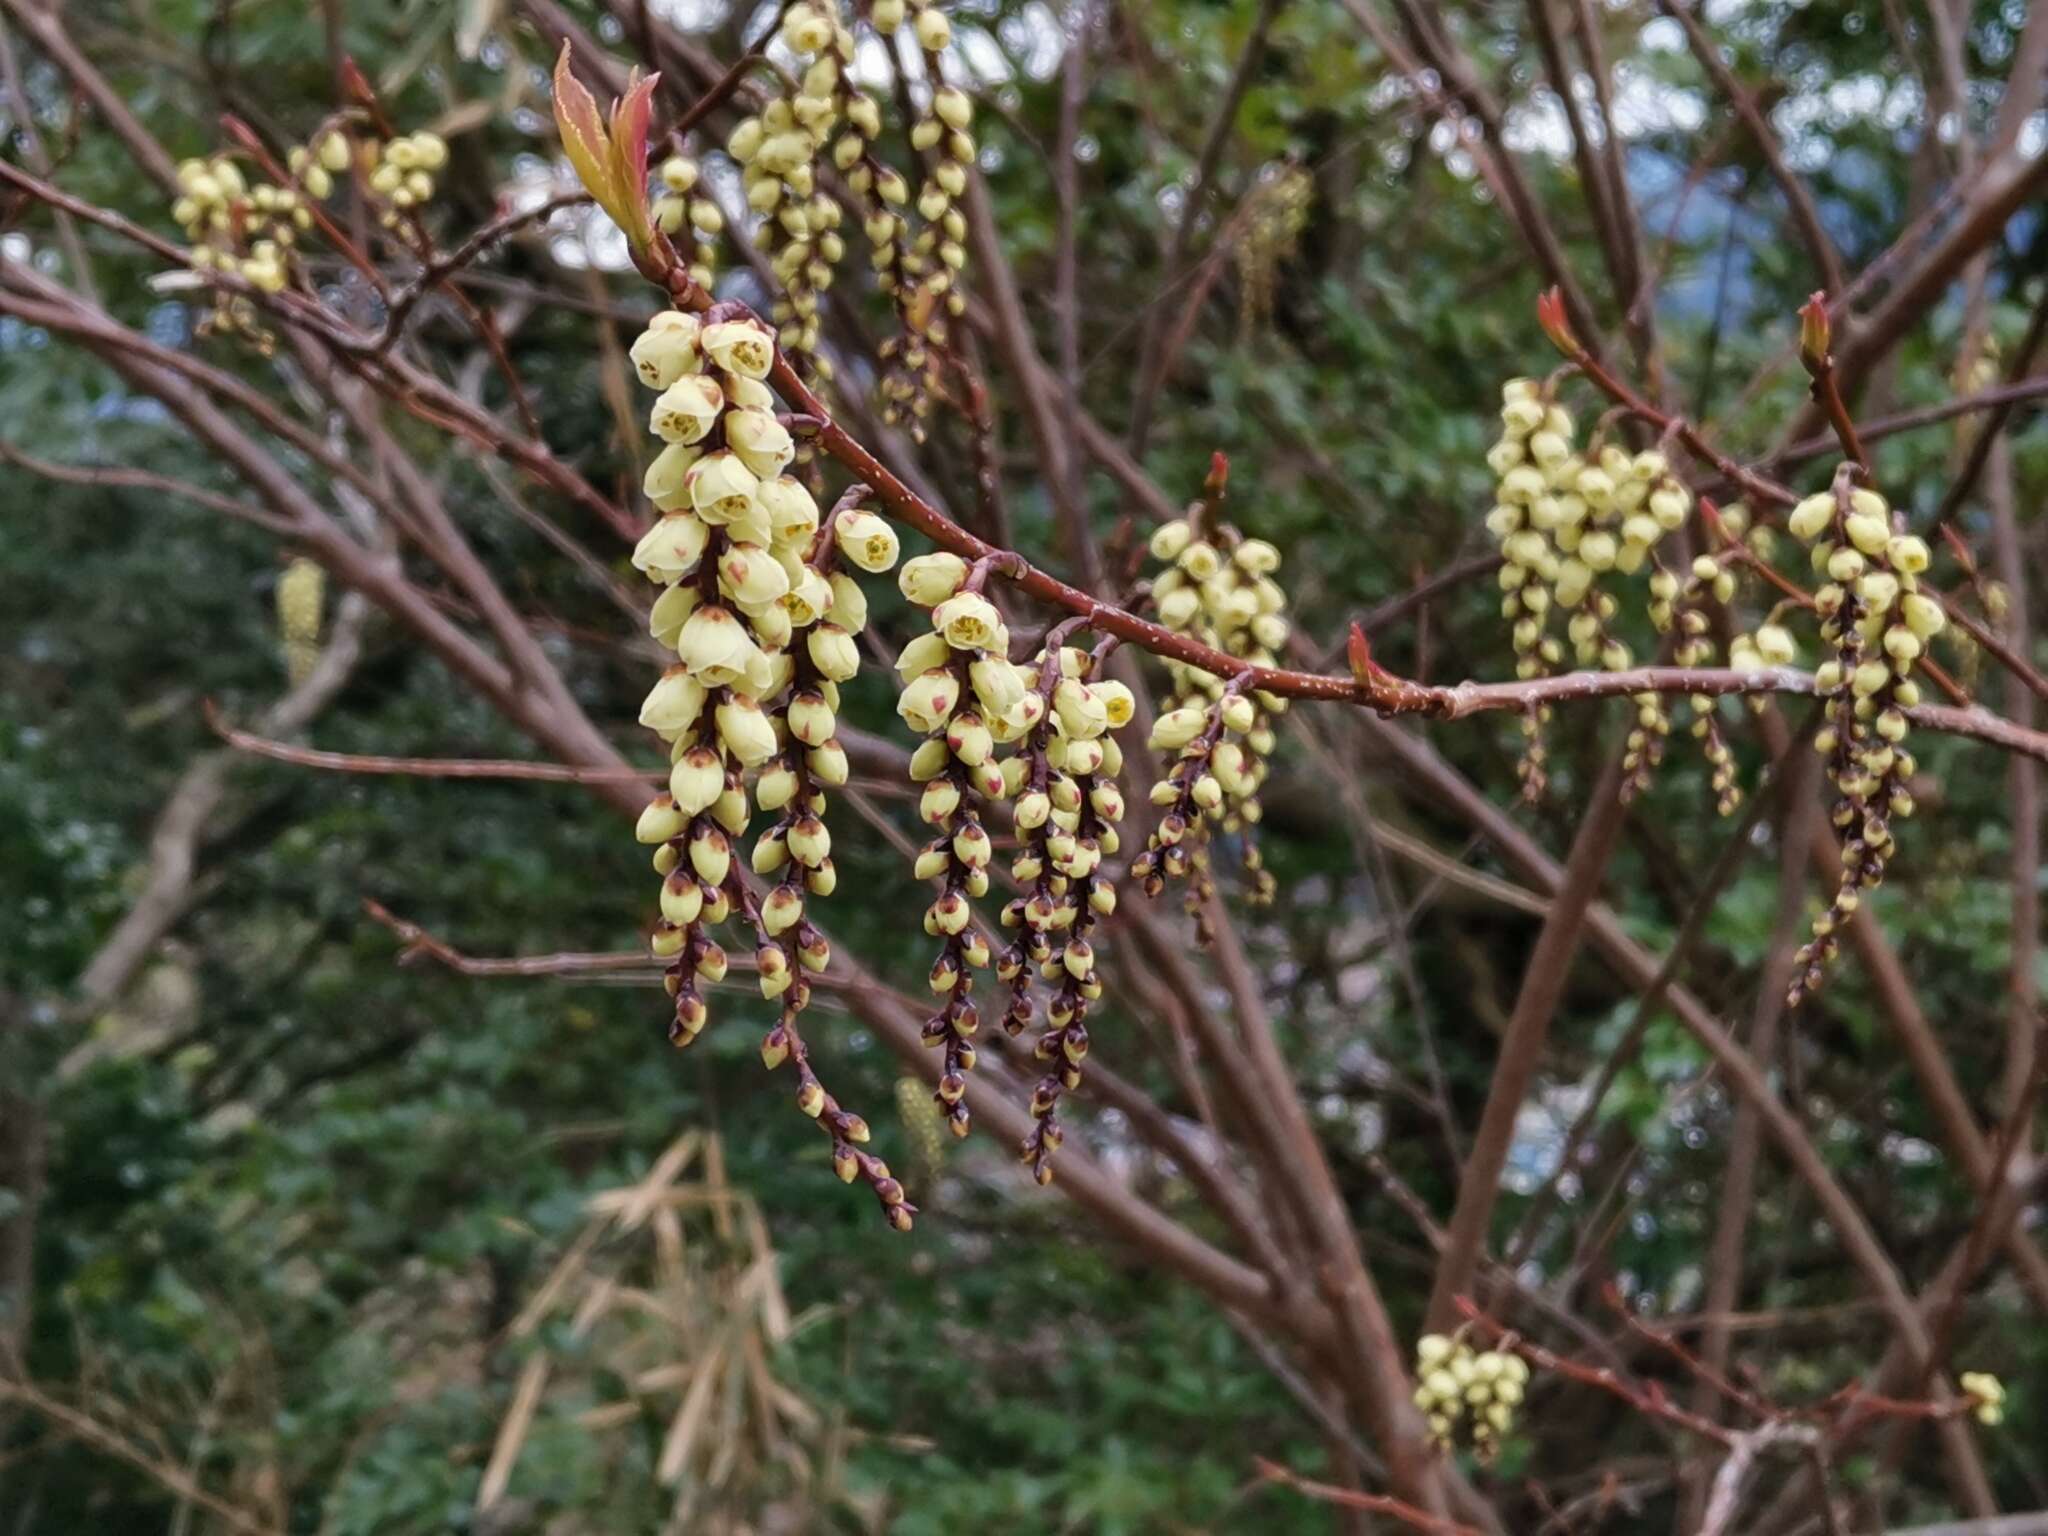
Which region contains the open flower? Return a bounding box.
[757,476,820,548]
[686,450,760,523]
[932,591,1003,651]
[835,509,900,572]
[702,317,776,378]
[629,311,700,388]
[650,374,724,444]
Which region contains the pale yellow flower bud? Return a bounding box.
[1888,534,1930,574]
[787,690,837,746]
[641,665,711,738]
[718,542,791,608]
[636,794,687,844]
[643,443,704,510]
[677,605,762,685]
[822,572,868,631]
[788,815,832,867]
[969,656,1026,717]
[1150,707,1207,750]
[1900,592,1945,639]
[898,667,961,732]
[725,408,796,479]
[1788,492,1835,542]
[899,551,970,606]
[896,631,954,680]
[632,512,711,584]
[715,695,779,765]
[807,623,862,682]
[1149,519,1193,561]
[669,744,727,814]
[1754,624,1796,666]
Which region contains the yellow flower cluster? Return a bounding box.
[171,123,448,343]
[1784,480,1941,1004]
[725,1,855,371]
[994,638,1132,1183]
[652,154,721,297]
[1648,552,1754,817]
[628,305,911,1226]
[275,556,327,687]
[1412,1334,1529,1461]
[895,560,1035,1136]
[1132,511,1288,925]
[860,1,973,437]
[1489,378,1692,798]
[360,129,450,222]
[1959,1371,2006,1427]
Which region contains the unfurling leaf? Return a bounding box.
[552,43,661,254]
[1535,286,1580,360]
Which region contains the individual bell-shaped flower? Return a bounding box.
[932,591,1003,651]
[649,584,697,650]
[650,374,724,444]
[896,631,953,679]
[809,738,849,785]
[899,552,970,607]
[968,655,1026,717]
[644,443,704,510]
[636,793,687,844]
[757,476,821,548]
[719,541,791,608]
[1090,679,1136,729]
[701,316,776,378]
[716,693,780,765]
[807,623,862,682]
[827,571,869,628]
[1054,677,1108,739]
[677,605,762,686]
[725,408,797,480]
[835,509,900,572]
[787,690,837,747]
[632,512,711,584]
[630,312,701,388]
[686,450,760,523]
[669,743,727,814]
[641,666,710,736]
[898,667,962,733]
[1150,706,1207,751]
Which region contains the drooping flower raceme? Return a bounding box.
[995,638,1130,1183]
[1132,507,1289,930]
[629,303,911,1227]
[895,564,1034,1137]
[1488,378,1694,800]
[1411,1334,1529,1462]
[1784,479,1939,1005]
